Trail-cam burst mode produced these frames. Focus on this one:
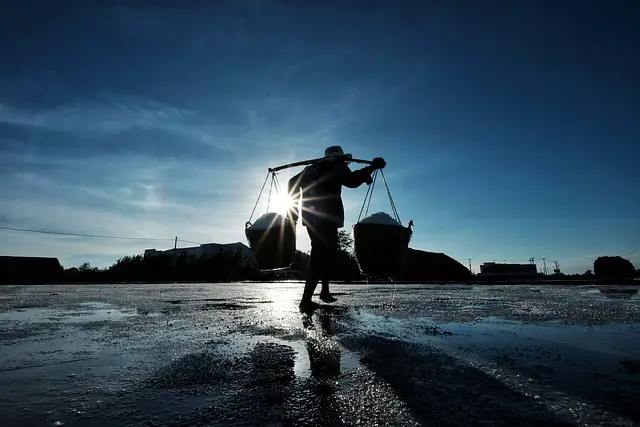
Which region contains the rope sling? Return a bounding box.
[357,169,402,225]
[355,168,412,313]
[355,167,413,283]
[247,167,412,235]
[246,170,282,229]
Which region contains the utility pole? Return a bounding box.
[542,257,548,275]
[173,236,178,282]
[468,258,473,274]
[174,236,178,261]
[553,261,560,275]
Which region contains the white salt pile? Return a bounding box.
[359,212,401,226]
[249,212,284,230]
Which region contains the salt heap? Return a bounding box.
[359,212,401,226]
[248,212,283,230]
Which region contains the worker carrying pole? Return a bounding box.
[287,145,387,312]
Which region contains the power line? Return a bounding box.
[1,225,207,247]
[620,250,640,257]
[0,226,174,242]
[178,239,204,245]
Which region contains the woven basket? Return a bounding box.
[353,222,412,278]
[245,214,296,270]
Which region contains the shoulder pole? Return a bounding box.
[269,157,373,173]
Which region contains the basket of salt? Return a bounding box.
[245,212,296,270]
[353,212,412,278]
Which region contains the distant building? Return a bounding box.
[0,256,64,284]
[479,262,538,277]
[399,249,473,281]
[144,242,252,263]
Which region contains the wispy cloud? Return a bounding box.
[0,98,250,157]
[0,99,188,133]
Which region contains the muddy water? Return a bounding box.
[0,283,638,426]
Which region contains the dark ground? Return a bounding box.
[1,283,639,426]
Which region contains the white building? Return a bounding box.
[144,242,252,263]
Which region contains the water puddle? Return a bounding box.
[0,303,143,323]
[350,310,640,427]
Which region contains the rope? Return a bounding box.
[387,281,397,314]
[266,171,286,214]
[357,168,400,224]
[248,171,271,224]
[380,170,401,224]
[357,170,377,223]
[365,169,379,217]
[266,174,274,213]
[272,172,282,193]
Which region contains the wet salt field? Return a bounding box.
[1,283,639,427]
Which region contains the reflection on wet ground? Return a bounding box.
[0,283,639,426]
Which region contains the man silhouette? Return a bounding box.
[288,146,386,311]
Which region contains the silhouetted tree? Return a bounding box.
[79,262,97,272]
[594,256,636,279]
[61,248,258,284]
[292,250,310,279]
[288,231,361,281]
[338,230,354,253]
[335,230,362,282]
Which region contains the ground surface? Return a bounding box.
[1,283,639,427]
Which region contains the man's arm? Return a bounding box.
[340,157,386,188]
[340,163,376,188]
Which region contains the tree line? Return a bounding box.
[2,232,636,284]
[64,231,363,283]
[64,239,638,284]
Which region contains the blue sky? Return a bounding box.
[1,0,638,273]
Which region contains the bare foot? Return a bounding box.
[319,292,337,303]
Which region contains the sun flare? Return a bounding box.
[271,192,295,216]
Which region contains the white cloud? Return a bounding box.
[0,98,249,156]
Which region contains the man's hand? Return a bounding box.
[372,157,386,170]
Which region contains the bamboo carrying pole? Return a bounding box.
[268,157,373,173]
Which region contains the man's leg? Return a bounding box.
[320,277,337,302]
[319,226,338,303]
[299,224,325,308]
[301,259,320,305]
[321,276,329,294]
